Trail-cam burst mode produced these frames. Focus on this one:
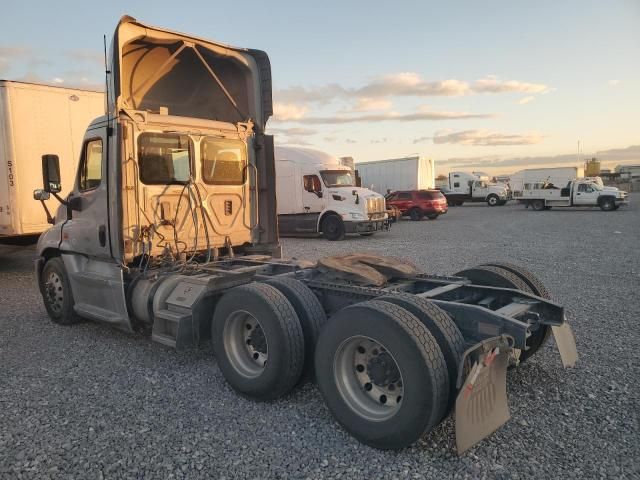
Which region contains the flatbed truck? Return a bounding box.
[518,179,628,211]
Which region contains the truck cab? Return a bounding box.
[448,172,510,206]
[33,16,279,332]
[275,147,388,240]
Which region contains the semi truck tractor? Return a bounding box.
[275,147,388,240]
[448,172,510,206]
[0,81,104,243]
[518,179,628,211]
[33,15,577,454]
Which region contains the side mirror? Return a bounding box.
[42,154,62,193]
[33,189,51,201]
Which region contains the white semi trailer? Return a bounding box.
[355,155,435,195]
[31,15,577,455]
[0,81,104,242]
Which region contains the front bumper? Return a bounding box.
[344,218,390,234]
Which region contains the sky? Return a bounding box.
[1,0,639,175]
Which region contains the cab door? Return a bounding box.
[301,172,325,213]
[61,130,111,258]
[573,183,599,205]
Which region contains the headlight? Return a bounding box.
[349,212,365,220]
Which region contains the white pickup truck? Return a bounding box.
[518,179,628,211]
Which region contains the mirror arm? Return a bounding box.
[39,200,55,225]
[51,192,69,206]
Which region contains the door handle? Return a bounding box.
[98,225,106,247]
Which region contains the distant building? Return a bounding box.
[584,157,601,177]
[615,164,640,179]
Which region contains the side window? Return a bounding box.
[79,139,103,191]
[453,182,460,188]
[303,175,321,193]
[386,193,397,201]
[397,192,412,200]
[578,184,587,192]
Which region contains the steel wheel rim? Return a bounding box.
[45,271,64,314]
[333,336,404,421]
[223,310,268,379]
[489,196,497,205]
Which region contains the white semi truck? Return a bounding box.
[518,179,628,211]
[0,81,104,242]
[448,172,511,206]
[355,155,435,195]
[31,15,577,454]
[275,147,388,240]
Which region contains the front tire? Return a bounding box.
[426,214,439,220]
[321,214,346,241]
[315,300,448,450]
[599,197,615,211]
[40,257,82,325]
[211,283,305,400]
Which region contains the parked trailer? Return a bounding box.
[0,81,104,242]
[33,16,577,454]
[355,155,435,195]
[518,179,628,211]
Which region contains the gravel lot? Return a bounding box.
[2,201,639,479]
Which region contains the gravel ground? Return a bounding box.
[1,201,639,479]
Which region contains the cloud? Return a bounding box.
[518,96,535,105]
[273,102,308,120]
[275,73,549,106]
[413,136,431,144]
[432,129,543,146]
[473,76,548,94]
[277,107,492,125]
[371,138,388,144]
[0,46,32,76]
[608,79,621,86]
[65,49,105,65]
[351,97,392,112]
[269,127,318,136]
[345,138,357,144]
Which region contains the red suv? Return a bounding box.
[385,190,448,221]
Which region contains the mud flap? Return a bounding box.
[455,338,511,455]
[552,319,578,368]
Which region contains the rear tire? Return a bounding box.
[409,208,423,221]
[531,199,545,211]
[322,214,346,241]
[454,265,550,362]
[40,257,82,325]
[315,300,448,450]
[376,294,465,415]
[211,283,305,400]
[265,277,327,383]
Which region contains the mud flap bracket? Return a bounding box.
[455,335,511,455]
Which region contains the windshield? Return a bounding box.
[320,170,354,187]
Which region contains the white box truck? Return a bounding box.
[0,81,104,242]
[276,147,388,240]
[355,155,435,195]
